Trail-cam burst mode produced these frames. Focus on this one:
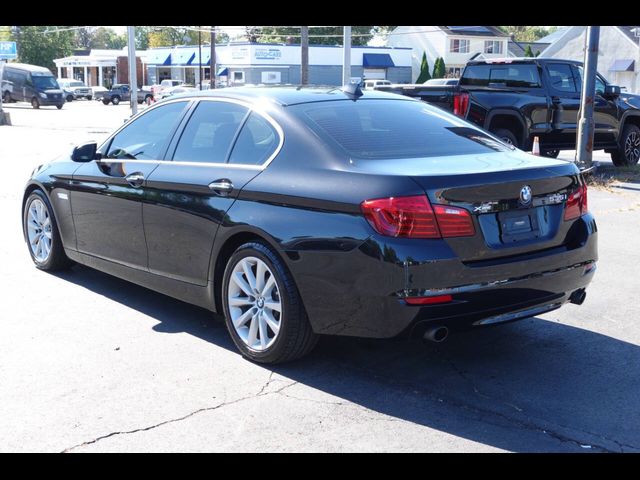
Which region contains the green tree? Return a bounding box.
[499,26,553,42]
[90,27,126,50]
[439,58,447,78]
[148,27,199,48]
[75,27,95,49]
[135,26,152,50]
[245,26,394,46]
[0,26,11,41]
[15,26,75,72]
[416,52,431,83]
[432,57,446,79]
[524,44,534,57]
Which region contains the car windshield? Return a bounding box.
[33,76,59,90]
[292,99,512,160]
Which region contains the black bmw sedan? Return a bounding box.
[22,86,597,363]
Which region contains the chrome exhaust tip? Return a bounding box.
[423,325,449,343]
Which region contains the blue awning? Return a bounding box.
[145,50,171,66]
[363,53,395,68]
[193,50,211,65]
[610,59,635,72]
[217,67,229,76]
[172,49,196,65]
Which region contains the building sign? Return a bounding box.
[59,59,93,67]
[0,41,17,60]
[231,47,249,60]
[255,48,282,61]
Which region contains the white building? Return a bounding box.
[144,43,413,87]
[54,48,148,87]
[386,26,510,81]
[540,26,640,93]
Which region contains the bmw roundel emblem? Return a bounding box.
[519,185,532,206]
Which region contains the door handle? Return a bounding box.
[208,179,234,196]
[125,172,145,188]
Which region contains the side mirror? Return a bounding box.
[71,142,99,162]
[604,85,621,98]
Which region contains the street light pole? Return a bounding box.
[210,26,216,89]
[198,26,202,90]
[342,26,351,85]
[127,26,138,116]
[576,26,600,168]
[301,26,309,85]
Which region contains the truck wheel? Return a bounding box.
[87,95,92,101]
[492,128,519,148]
[611,124,640,167]
[66,95,74,102]
[31,97,40,109]
[102,99,110,105]
[3,91,11,103]
[112,95,120,105]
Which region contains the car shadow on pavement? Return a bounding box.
[54,264,640,453]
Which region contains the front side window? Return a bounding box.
[106,101,189,160]
[450,39,470,53]
[547,63,577,93]
[173,101,248,163]
[573,65,607,96]
[484,41,503,54]
[228,112,279,165]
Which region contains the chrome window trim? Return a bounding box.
[99,96,284,171]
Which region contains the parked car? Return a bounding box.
[362,79,391,90]
[90,85,109,101]
[156,84,196,100]
[424,78,459,86]
[21,87,597,363]
[57,79,92,102]
[376,58,640,165]
[2,63,64,109]
[101,84,153,105]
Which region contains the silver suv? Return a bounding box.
[57,79,93,101]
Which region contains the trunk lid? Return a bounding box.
[352,149,582,262]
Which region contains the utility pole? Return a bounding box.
[210,26,216,89]
[198,26,202,90]
[576,26,600,168]
[127,26,138,116]
[342,26,351,85]
[301,26,309,85]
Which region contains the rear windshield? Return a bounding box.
[291,99,512,160]
[461,64,541,88]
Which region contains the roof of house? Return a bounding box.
[536,27,570,44]
[508,40,550,57]
[437,26,509,37]
[617,26,640,45]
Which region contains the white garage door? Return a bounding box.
[363,68,386,80]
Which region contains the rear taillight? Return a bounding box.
[453,92,469,117]
[405,295,453,305]
[360,195,475,239]
[564,183,588,221]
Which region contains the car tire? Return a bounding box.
[23,190,73,271]
[56,104,63,110]
[87,95,92,101]
[112,95,120,105]
[492,128,519,148]
[222,242,318,364]
[102,99,110,105]
[542,149,560,158]
[66,95,74,102]
[31,97,40,109]
[611,124,640,167]
[3,91,11,103]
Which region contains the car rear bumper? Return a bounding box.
[293,213,598,338]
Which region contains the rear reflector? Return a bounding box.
[564,183,588,221]
[405,295,453,305]
[361,195,475,239]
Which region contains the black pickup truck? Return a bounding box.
[376,58,640,166]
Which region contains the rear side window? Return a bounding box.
[292,100,511,160]
[461,64,541,87]
[106,101,189,160]
[546,63,577,93]
[173,101,248,163]
[228,112,279,165]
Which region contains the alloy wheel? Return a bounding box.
[27,198,52,263]
[227,256,282,351]
[625,131,640,164]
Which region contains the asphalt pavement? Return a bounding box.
[0,100,639,452]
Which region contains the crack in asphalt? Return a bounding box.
[61,374,299,453]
